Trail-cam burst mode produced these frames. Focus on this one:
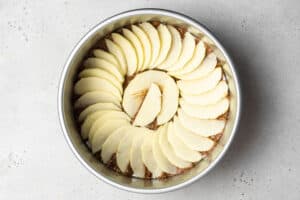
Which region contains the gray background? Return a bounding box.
[1,0,299,199]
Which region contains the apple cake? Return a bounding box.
[73,22,230,179]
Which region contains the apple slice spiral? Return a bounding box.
[73,22,230,179]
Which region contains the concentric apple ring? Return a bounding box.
[73,22,230,179]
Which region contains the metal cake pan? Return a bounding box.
[58,8,241,193]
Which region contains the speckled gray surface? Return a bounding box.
[0,0,300,199]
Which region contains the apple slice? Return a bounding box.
[180,98,229,119]
[116,127,138,173]
[101,125,131,163]
[78,68,123,90]
[182,80,228,105]
[201,36,215,46]
[133,83,161,126]
[122,88,145,118]
[74,91,121,109]
[88,111,130,141]
[167,32,195,71]
[152,128,177,174]
[169,41,206,76]
[105,39,127,74]
[111,33,137,75]
[167,122,202,162]
[91,118,130,153]
[74,77,122,100]
[178,67,222,95]
[177,109,226,137]
[158,124,191,168]
[122,70,178,125]
[175,53,217,80]
[173,117,215,151]
[131,25,151,70]
[212,46,226,61]
[141,134,163,178]
[92,49,120,66]
[122,28,144,70]
[157,25,182,70]
[153,24,172,66]
[130,129,146,178]
[83,57,124,81]
[139,22,160,68]
[80,110,126,139]
[78,102,120,122]
[80,110,110,139]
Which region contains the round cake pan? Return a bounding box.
[58,8,241,193]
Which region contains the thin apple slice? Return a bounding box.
[101,125,131,163]
[116,127,138,173]
[170,41,206,76]
[153,24,172,66]
[173,117,215,151]
[83,57,124,81]
[122,28,144,70]
[78,102,120,122]
[74,91,121,109]
[133,83,161,126]
[152,128,177,174]
[141,133,163,178]
[182,80,228,105]
[139,22,160,68]
[111,33,137,75]
[180,98,229,119]
[212,46,226,61]
[157,25,182,70]
[105,39,127,74]
[91,118,130,153]
[92,49,120,66]
[175,53,217,80]
[80,110,110,139]
[78,68,123,90]
[167,32,195,71]
[167,122,202,162]
[178,67,222,95]
[158,124,191,168]
[122,71,178,125]
[80,110,125,139]
[74,77,122,99]
[131,25,151,70]
[177,109,226,137]
[122,88,145,118]
[88,111,130,141]
[130,128,147,178]
[201,36,215,45]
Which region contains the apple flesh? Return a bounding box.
[182,80,228,105]
[101,126,131,163]
[130,130,147,178]
[122,70,178,125]
[178,109,226,137]
[131,25,152,70]
[167,32,195,71]
[167,122,202,162]
[173,117,215,151]
[141,133,163,178]
[139,22,160,68]
[152,127,177,174]
[111,33,137,75]
[177,67,222,95]
[157,25,182,70]
[153,24,172,66]
[133,83,161,126]
[158,124,192,168]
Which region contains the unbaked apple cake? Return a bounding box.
[73,22,230,179]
